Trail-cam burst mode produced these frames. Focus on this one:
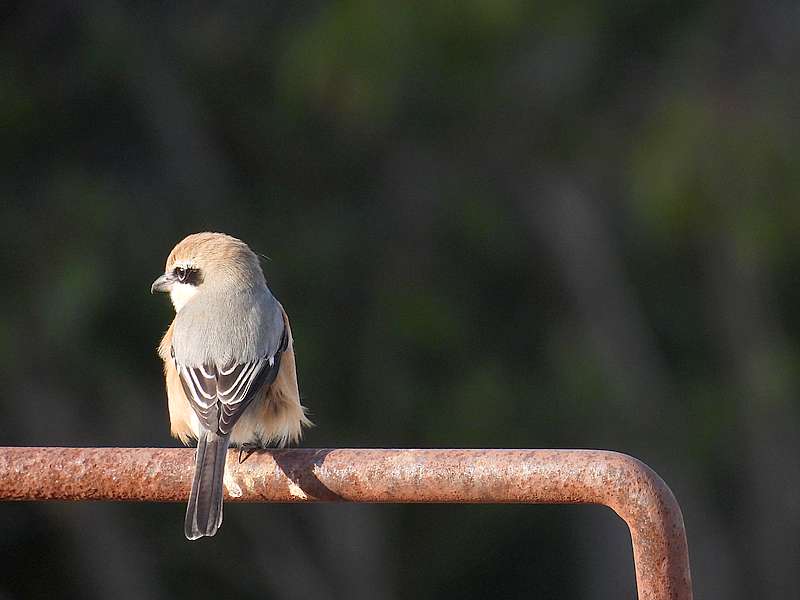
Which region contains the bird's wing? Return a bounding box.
[216,353,282,434]
[175,329,288,435]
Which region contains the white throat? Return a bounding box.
[170,282,199,312]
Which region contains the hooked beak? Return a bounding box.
[151,273,175,294]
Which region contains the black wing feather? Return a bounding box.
[176,330,288,436]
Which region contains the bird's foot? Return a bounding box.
[237,442,261,464]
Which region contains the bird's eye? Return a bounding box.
[175,267,187,282]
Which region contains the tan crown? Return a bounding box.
[165,232,264,288]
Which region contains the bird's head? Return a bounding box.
[151,232,265,312]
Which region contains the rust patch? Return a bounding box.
[0,447,691,599]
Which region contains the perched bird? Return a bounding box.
[152,232,311,539]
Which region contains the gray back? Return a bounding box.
[172,285,284,368]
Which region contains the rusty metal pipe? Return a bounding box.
[0,448,691,600]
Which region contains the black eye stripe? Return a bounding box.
[173,266,203,286]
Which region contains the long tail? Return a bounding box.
[185,431,231,540]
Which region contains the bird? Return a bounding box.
[151,232,311,539]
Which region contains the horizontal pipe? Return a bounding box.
[0,447,691,600]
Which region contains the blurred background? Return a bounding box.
[2,2,799,598]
